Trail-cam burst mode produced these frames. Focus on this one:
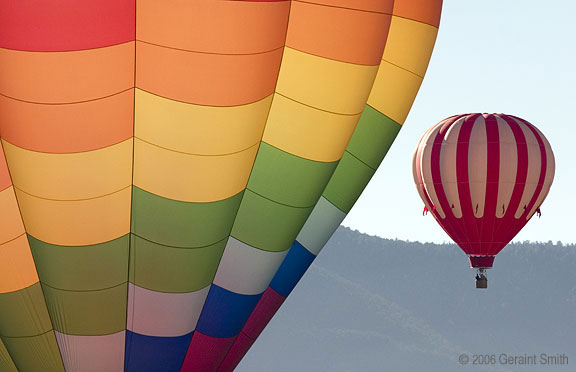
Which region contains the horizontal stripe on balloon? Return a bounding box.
[136,0,289,54]
[322,151,376,213]
[295,197,347,255]
[382,16,439,77]
[42,283,127,336]
[262,94,361,162]
[276,47,379,115]
[124,331,192,372]
[28,235,129,291]
[2,139,132,201]
[0,235,39,293]
[213,238,288,295]
[393,0,443,27]
[0,43,134,104]
[298,0,393,13]
[367,60,424,124]
[127,284,209,337]
[135,42,282,106]
[345,106,402,169]
[0,91,134,153]
[0,0,135,51]
[15,187,131,246]
[216,287,286,372]
[129,235,225,293]
[135,90,272,156]
[0,147,10,191]
[217,332,255,372]
[269,241,316,297]
[133,139,258,203]
[246,143,338,207]
[0,341,17,372]
[181,332,236,372]
[55,331,125,372]
[0,187,25,243]
[286,1,390,65]
[0,283,52,337]
[239,287,286,341]
[195,285,262,338]
[230,190,313,252]
[131,187,242,249]
[2,331,65,372]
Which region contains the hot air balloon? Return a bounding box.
[413,113,555,288]
[0,0,441,371]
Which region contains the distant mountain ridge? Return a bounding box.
[236,227,576,372]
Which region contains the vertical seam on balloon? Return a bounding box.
[124,2,138,370]
[441,118,471,245]
[180,3,295,371]
[0,141,66,370]
[216,6,428,370]
[493,116,528,251]
[429,116,469,250]
[215,9,382,369]
[414,129,435,214]
[481,115,500,256]
[513,117,548,220]
[468,115,484,250]
[220,49,404,363]
[414,118,443,214]
[454,114,479,253]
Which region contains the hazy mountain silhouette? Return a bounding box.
[236,227,575,372]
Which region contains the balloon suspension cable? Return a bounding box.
[475,268,488,289]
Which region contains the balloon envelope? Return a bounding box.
[0,1,441,371]
[413,113,555,269]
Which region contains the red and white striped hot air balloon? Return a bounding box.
[413,113,555,288]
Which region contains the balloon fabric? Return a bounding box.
[0,1,442,371]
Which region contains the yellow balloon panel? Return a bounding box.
[382,16,439,77]
[133,139,258,203]
[263,94,360,162]
[16,188,131,246]
[367,61,423,124]
[0,187,25,243]
[2,139,133,201]
[135,90,271,155]
[275,47,379,115]
[0,43,134,104]
[0,234,39,294]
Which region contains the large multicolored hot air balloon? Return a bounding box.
[413,113,555,288]
[0,0,441,371]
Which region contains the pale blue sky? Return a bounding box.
[343,0,576,244]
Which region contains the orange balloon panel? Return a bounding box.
[285,1,391,65]
[136,41,283,106]
[137,0,290,53]
[0,234,39,294]
[0,91,134,153]
[0,43,134,104]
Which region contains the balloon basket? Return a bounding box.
[475,268,488,289]
[475,278,488,288]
